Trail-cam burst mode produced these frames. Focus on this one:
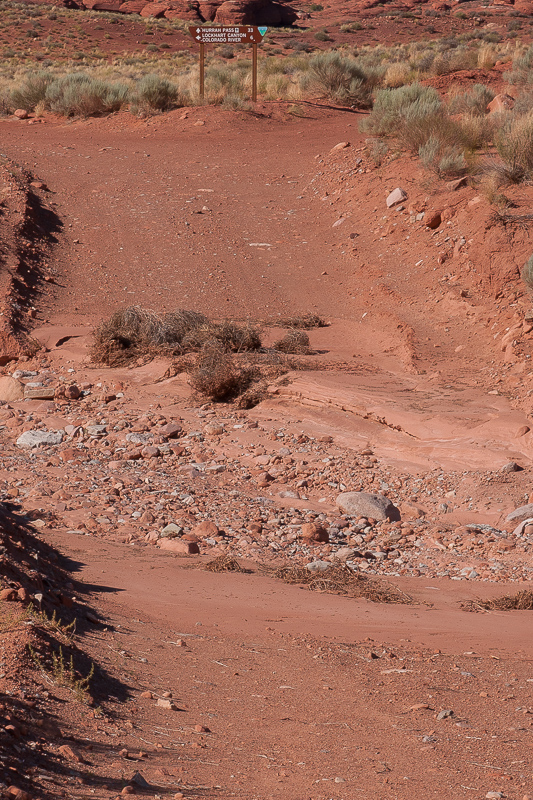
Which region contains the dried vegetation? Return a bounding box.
[461,591,533,612]
[262,564,415,604]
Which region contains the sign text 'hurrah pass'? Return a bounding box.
[189,25,268,102]
[188,25,268,44]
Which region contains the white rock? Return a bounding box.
[386,187,407,208]
[16,430,63,448]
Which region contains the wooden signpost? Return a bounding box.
[189,25,268,102]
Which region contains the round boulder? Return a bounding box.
[335,492,400,522]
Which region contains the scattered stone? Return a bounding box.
[330,141,350,153]
[16,430,63,448]
[386,188,407,208]
[13,109,29,119]
[487,93,514,113]
[336,492,401,522]
[300,522,329,543]
[423,210,441,229]
[506,504,533,524]
[0,376,24,402]
[160,523,182,538]
[306,560,330,572]
[191,520,219,539]
[158,539,200,555]
[436,709,453,720]
[24,386,56,399]
[156,698,177,710]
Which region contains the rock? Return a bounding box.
[214,0,298,25]
[516,425,530,437]
[424,210,441,229]
[300,522,329,543]
[158,539,200,554]
[13,109,29,119]
[386,188,407,208]
[7,788,32,800]
[164,0,203,17]
[336,492,401,522]
[194,724,210,733]
[0,588,17,601]
[119,0,147,9]
[156,697,177,709]
[159,422,182,438]
[446,176,468,191]
[65,384,81,400]
[487,94,514,114]
[160,523,183,538]
[16,430,63,448]
[399,502,426,520]
[331,546,356,561]
[24,386,56,400]
[305,560,331,572]
[506,504,533,524]
[330,141,350,153]
[140,1,169,15]
[0,376,24,402]
[485,793,504,800]
[436,709,453,720]
[191,520,219,538]
[501,461,522,473]
[59,744,83,762]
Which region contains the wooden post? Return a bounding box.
[252,42,257,103]
[200,41,205,99]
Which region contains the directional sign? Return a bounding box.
[189,25,267,44]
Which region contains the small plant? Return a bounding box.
[309,2,323,9]
[273,329,312,354]
[447,83,494,116]
[309,50,378,107]
[495,110,533,182]
[366,137,389,165]
[522,252,533,292]
[314,30,333,42]
[189,339,243,401]
[130,73,181,114]
[45,73,129,117]
[28,644,94,703]
[340,21,363,32]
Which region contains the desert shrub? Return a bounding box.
[161,309,208,344]
[495,110,533,181]
[360,83,443,140]
[340,21,363,32]
[276,313,326,328]
[419,135,467,177]
[308,50,378,107]
[45,73,129,116]
[366,137,388,165]
[189,339,252,401]
[505,43,533,85]
[273,329,312,354]
[384,61,412,88]
[522,252,533,291]
[10,70,52,111]
[91,306,166,365]
[130,73,181,114]
[314,30,333,42]
[448,83,494,116]
[181,320,261,352]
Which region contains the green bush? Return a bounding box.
[309,50,378,107]
[495,110,533,182]
[314,30,333,42]
[131,74,180,114]
[360,83,443,142]
[419,135,467,177]
[45,73,129,116]
[505,43,533,84]
[448,83,494,116]
[10,70,52,111]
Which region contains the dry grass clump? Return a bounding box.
[461,591,533,612]
[91,306,262,366]
[275,313,327,329]
[273,329,312,355]
[263,564,414,604]
[189,339,248,401]
[204,554,251,573]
